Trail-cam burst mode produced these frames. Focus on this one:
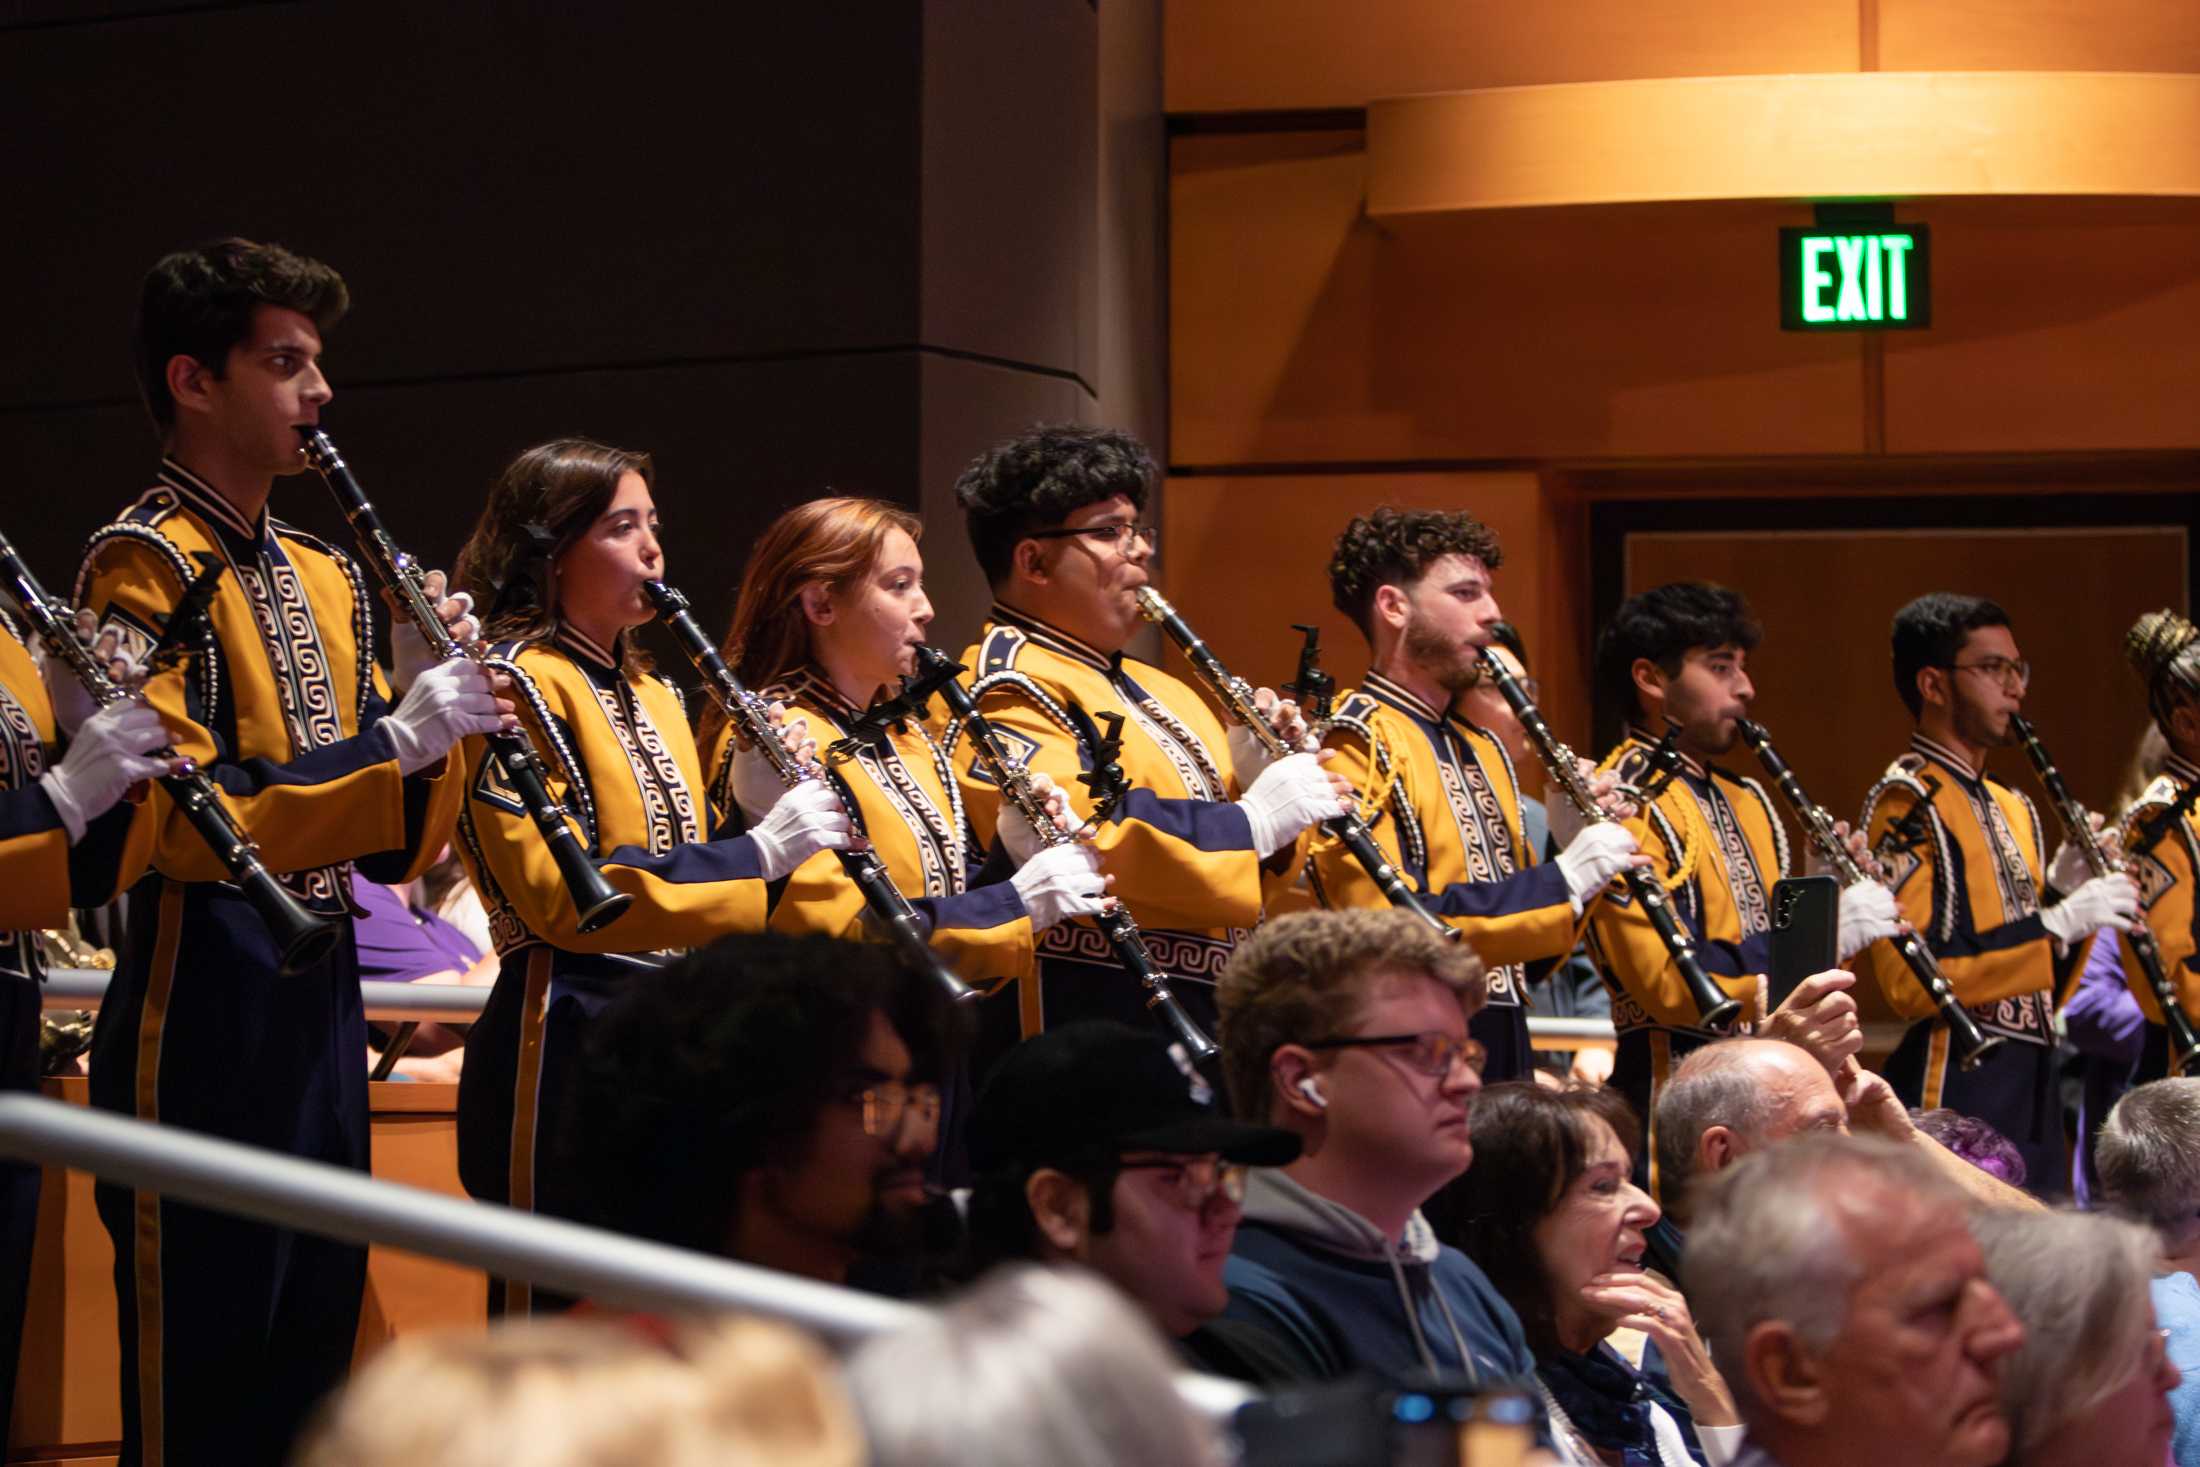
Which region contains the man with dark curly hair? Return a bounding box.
[948,425,1347,1062]
[1312,507,1641,1082]
[1588,583,1898,1185]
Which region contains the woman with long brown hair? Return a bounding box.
[703,497,1106,994]
[448,439,851,1310]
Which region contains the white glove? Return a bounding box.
[729,704,818,824]
[747,779,854,881]
[1236,751,1347,859]
[1008,841,1109,933]
[391,573,479,691]
[2045,830,2101,897]
[381,659,507,776]
[1836,880,1903,960]
[38,700,172,842]
[1553,822,1639,906]
[1225,691,1309,787]
[2042,872,2140,946]
[39,644,103,738]
[997,770,1073,866]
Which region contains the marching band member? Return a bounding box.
[0,622,167,1443]
[1588,583,1898,1169]
[446,438,851,1309]
[2116,609,2200,1082]
[703,497,1107,987]
[1861,592,2134,1191]
[77,239,505,1466]
[1315,508,1637,1082]
[947,425,1347,1057]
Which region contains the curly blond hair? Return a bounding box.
[1217,909,1485,1119]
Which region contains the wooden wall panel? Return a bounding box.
[1884,199,2200,454]
[1624,525,2186,841]
[1170,133,1865,468]
[1879,0,2200,72]
[1159,470,1596,754]
[1164,0,1860,114]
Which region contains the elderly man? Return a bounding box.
[1686,1134,2027,1467]
[2095,1077,2200,1466]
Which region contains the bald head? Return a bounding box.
[1657,1039,1847,1222]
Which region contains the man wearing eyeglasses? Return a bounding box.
[950,425,1348,1058]
[1211,909,1542,1394]
[962,1020,1305,1379]
[1864,592,2137,1192]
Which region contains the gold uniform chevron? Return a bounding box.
[701,666,1035,989]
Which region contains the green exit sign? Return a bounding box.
[1780,224,1931,330]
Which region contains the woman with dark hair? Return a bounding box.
[447,438,853,1311]
[703,497,1107,986]
[1452,1082,1741,1467]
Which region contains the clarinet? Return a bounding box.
[1134,589,1459,945]
[1474,647,1741,1030]
[0,529,342,975]
[917,644,1219,1060]
[641,581,976,1005]
[2011,713,2198,1076]
[1736,719,2002,1070]
[296,429,632,935]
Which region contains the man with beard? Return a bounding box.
[559,932,951,1288]
[1861,593,2136,1191]
[1589,584,1899,1179]
[1314,509,1642,1082]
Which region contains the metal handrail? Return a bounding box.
[0,1094,1255,1421]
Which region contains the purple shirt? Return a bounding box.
[2067,932,2143,1206]
[350,873,483,984]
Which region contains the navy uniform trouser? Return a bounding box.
[1885,1018,2065,1199]
[89,877,368,1467]
[975,953,1222,1094]
[0,976,43,1446]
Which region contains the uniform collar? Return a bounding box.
[1360,671,1449,726]
[782,665,865,726]
[158,456,266,548]
[990,601,1120,675]
[1910,732,1981,784]
[554,623,620,673]
[2168,752,2200,788]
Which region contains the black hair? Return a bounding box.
[556,931,951,1254]
[953,424,1155,588]
[1594,582,1762,731]
[1890,593,2012,719]
[964,1153,1122,1270]
[1486,619,1528,671]
[1327,507,1505,641]
[134,237,350,432]
[1442,1082,1642,1358]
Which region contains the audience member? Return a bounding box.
[1685,1134,2025,1467]
[558,932,952,1288]
[2095,1077,2200,1465]
[1909,1108,2026,1189]
[845,1264,1227,1467]
[1451,1082,1741,1466]
[1969,1209,2178,1467]
[1213,908,1538,1386]
[962,1020,1303,1380]
[294,1315,862,1467]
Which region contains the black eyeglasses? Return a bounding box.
[1027,522,1159,555]
[844,1082,943,1139]
[1115,1155,1248,1211]
[1305,1031,1487,1078]
[1936,656,2030,689]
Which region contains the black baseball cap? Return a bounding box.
[969,1020,1302,1172]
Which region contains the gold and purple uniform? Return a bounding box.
[701,666,1034,988]
[2108,753,2200,1082]
[75,458,462,1466]
[453,624,770,1310]
[0,613,150,1443]
[1860,733,2070,1191]
[1586,727,1788,1171]
[948,604,1295,1053]
[1311,673,1580,1080]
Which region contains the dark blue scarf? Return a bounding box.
[1538,1341,1706,1467]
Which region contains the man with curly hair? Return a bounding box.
[948,425,1348,1061]
[1314,507,1640,1081]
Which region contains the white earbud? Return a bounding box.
[1296,1077,1328,1110]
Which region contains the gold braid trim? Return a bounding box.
[1595,743,1707,892]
